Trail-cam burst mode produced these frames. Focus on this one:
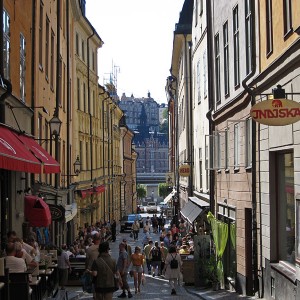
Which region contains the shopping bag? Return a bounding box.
[129,231,133,238]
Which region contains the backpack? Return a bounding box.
[150,247,161,261]
[170,254,178,269]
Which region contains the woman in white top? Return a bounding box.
[162,245,182,295]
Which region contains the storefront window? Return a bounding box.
[277,152,295,263]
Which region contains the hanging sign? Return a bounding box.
[250,98,300,126]
[48,204,65,222]
[179,164,190,177]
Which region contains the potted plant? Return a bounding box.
[205,255,220,290]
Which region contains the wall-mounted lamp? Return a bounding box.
[49,115,62,137]
[61,156,81,177]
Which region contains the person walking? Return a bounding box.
[143,240,153,275]
[130,246,144,294]
[162,245,182,295]
[149,241,162,276]
[58,244,71,290]
[90,241,121,300]
[116,242,133,298]
[160,241,168,272]
[131,220,140,241]
[111,220,117,242]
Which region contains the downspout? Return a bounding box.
[102,94,110,219]
[206,0,215,214]
[87,28,95,182]
[183,34,191,198]
[241,1,259,297]
[66,0,71,195]
[121,123,129,217]
[66,0,72,245]
[0,0,12,251]
[188,40,193,197]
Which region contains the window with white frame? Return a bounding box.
[245,118,252,167]
[215,33,221,104]
[194,0,198,26]
[233,5,240,87]
[234,123,239,168]
[245,0,252,74]
[283,0,292,36]
[203,50,207,97]
[3,9,10,79]
[20,33,26,102]
[197,59,201,103]
[266,0,273,55]
[223,21,229,96]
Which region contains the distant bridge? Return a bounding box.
[136,172,166,184]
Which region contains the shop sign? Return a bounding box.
[250,98,300,126]
[48,204,65,222]
[179,164,190,177]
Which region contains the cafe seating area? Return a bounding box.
[0,250,59,300]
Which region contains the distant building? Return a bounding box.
[119,93,169,180]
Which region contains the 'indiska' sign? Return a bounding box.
[250,98,300,126]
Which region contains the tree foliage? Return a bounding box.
[158,183,169,198]
[137,184,146,199]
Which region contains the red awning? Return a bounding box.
[0,125,41,173]
[13,132,60,173]
[24,195,52,227]
[78,185,106,198]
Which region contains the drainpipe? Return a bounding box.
[0,0,12,251]
[188,40,194,197]
[87,28,95,182]
[241,0,259,297]
[183,34,191,199]
[206,0,215,214]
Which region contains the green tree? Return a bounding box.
[137,184,146,201]
[158,183,169,199]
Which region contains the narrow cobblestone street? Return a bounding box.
[65,220,200,300]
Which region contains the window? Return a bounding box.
[266,0,273,55]
[234,123,239,168]
[203,50,207,97]
[77,77,80,110]
[3,9,10,79]
[83,82,86,112]
[199,0,203,15]
[76,33,79,55]
[223,21,229,96]
[20,34,26,102]
[275,152,294,263]
[82,40,85,61]
[225,129,229,170]
[50,30,55,89]
[58,57,62,106]
[245,118,252,167]
[39,3,43,67]
[283,0,292,36]
[233,5,240,87]
[45,17,50,79]
[197,59,201,103]
[245,0,252,74]
[194,0,198,26]
[215,33,221,104]
[92,50,95,71]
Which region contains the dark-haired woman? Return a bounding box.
[90,242,121,300]
[162,245,182,295]
[130,246,145,294]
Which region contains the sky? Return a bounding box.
[85,0,185,104]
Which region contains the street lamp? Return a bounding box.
[49,115,62,137]
[73,156,81,176]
